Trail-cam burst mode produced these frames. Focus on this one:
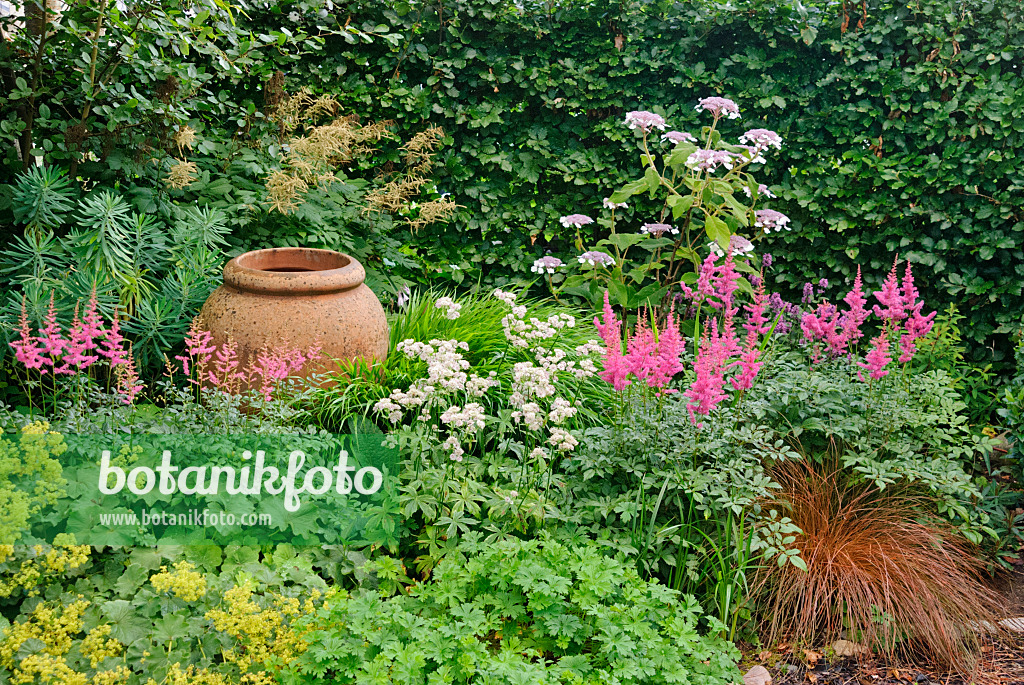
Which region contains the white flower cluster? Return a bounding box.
[434,296,462,320]
[548,427,579,452]
[373,291,602,464]
[440,403,487,431]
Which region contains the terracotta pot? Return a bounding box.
[199,247,388,389]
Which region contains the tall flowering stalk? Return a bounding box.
[544,95,792,310]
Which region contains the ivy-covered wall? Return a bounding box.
[306,0,1022,348]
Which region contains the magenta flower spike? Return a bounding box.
[872,257,907,323]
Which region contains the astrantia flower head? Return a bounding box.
[754,209,791,232]
[641,222,678,237]
[696,96,740,119]
[603,198,627,209]
[685,149,736,172]
[661,131,697,144]
[578,251,615,267]
[531,256,564,274]
[738,128,782,150]
[624,110,667,132]
[559,214,594,229]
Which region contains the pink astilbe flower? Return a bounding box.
[59,303,100,373]
[730,340,762,393]
[10,300,46,372]
[115,349,143,405]
[98,311,129,367]
[248,340,323,401]
[684,319,730,425]
[872,257,906,323]
[800,304,844,362]
[744,275,770,337]
[594,291,631,391]
[651,309,685,391]
[38,295,65,372]
[210,338,245,392]
[896,262,936,363]
[625,310,659,386]
[176,318,216,378]
[841,266,870,347]
[857,332,892,382]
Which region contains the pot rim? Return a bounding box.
[223,247,365,295]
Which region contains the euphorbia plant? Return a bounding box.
[548,96,790,310]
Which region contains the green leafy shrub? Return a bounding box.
[291,534,741,685]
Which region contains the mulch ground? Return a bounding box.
[744,569,1024,685]
[761,636,1024,685]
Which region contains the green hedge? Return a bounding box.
[2,0,1021,350]
[304,0,1023,349]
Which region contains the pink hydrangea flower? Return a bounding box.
[559,214,594,228]
[686,149,736,172]
[578,251,615,267]
[741,183,776,199]
[624,110,667,132]
[696,96,741,119]
[640,222,677,237]
[661,131,696,144]
[738,128,782,150]
[531,256,564,274]
[754,209,791,232]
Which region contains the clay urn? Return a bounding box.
[199,247,388,389]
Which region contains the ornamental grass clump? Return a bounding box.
[754,461,1003,671]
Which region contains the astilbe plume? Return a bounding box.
[800,267,874,362]
[594,291,631,391]
[872,256,907,324]
[594,293,685,393]
[896,262,937,363]
[210,338,246,393]
[176,318,216,379]
[115,349,143,405]
[683,319,730,424]
[250,341,323,401]
[10,300,46,372]
[857,331,892,381]
[99,311,128,366]
[38,295,65,372]
[841,266,869,346]
[731,275,770,392]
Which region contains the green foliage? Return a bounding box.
[291,534,741,685]
[256,0,1020,347]
[0,172,228,368]
[0,423,66,544]
[564,347,992,636]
